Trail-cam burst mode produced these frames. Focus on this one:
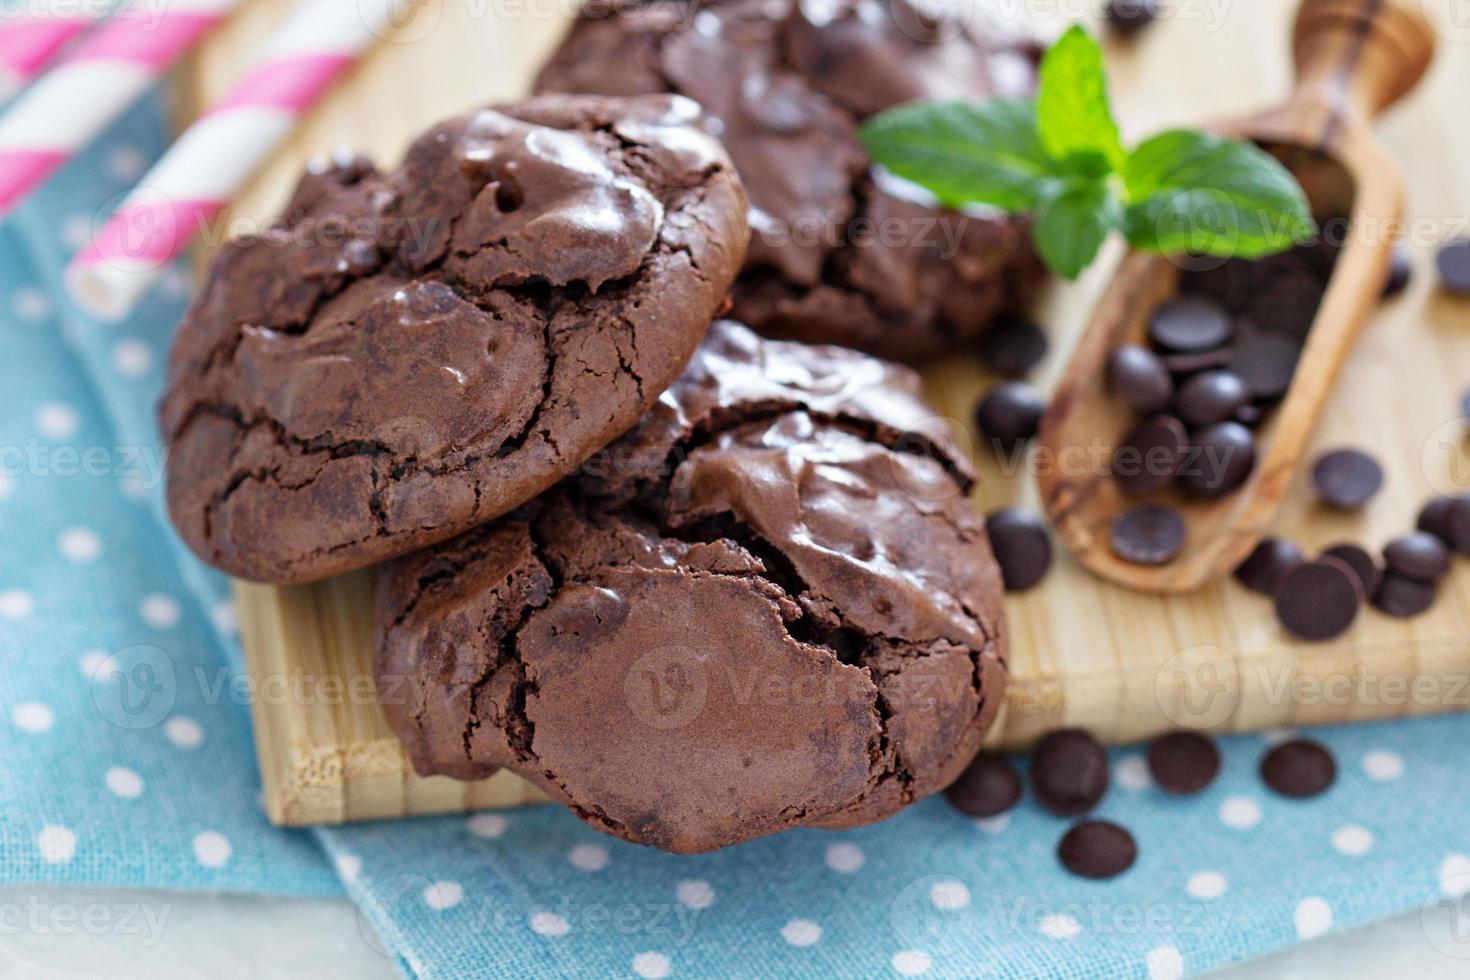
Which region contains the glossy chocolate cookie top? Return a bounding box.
[162,94,748,583]
[376,321,1007,853]
[535,0,1044,360]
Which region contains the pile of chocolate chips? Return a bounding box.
[1103,238,1340,565]
[945,728,1337,879]
[1238,478,1467,640]
[973,234,1456,595]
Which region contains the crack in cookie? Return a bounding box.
[535,0,1046,360]
[163,94,749,584]
[376,321,1008,852]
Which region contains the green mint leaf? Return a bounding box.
[1037,26,1125,175]
[1032,180,1119,280]
[1122,129,1316,258]
[859,98,1060,212]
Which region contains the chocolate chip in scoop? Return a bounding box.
[1111,504,1186,566]
[1113,415,1187,497]
[1178,422,1256,497]
[1175,370,1249,428]
[1108,344,1174,414]
[1229,330,1300,401]
[1149,294,1234,352]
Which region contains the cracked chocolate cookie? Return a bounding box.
[376,320,1008,852]
[162,94,748,584]
[535,0,1045,361]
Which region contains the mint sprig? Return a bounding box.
[859,25,1316,279]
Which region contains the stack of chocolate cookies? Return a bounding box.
[162,0,1040,853]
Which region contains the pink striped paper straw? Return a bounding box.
[0,1,119,101]
[68,0,415,319]
[0,0,241,218]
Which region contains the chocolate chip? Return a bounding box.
[1312,449,1383,510]
[1233,403,1265,426]
[1113,415,1187,497]
[1273,557,1362,641]
[1437,238,1470,295]
[1177,421,1256,497]
[1162,346,1233,378]
[1175,370,1249,427]
[1372,572,1437,617]
[1149,294,1233,353]
[1030,729,1109,816]
[1418,494,1460,547]
[1321,543,1382,597]
[1449,497,1470,554]
[1260,739,1336,798]
[1108,345,1174,414]
[1229,330,1300,401]
[1057,820,1137,879]
[944,752,1022,817]
[985,507,1053,592]
[1146,731,1221,795]
[977,316,1049,377]
[1111,504,1186,566]
[1105,0,1157,36]
[1235,537,1304,594]
[1304,224,1348,279]
[1180,258,1251,311]
[1382,245,1412,298]
[975,382,1044,453]
[1250,269,1323,339]
[1383,531,1452,581]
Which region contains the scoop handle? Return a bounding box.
[1291,0,1436,119]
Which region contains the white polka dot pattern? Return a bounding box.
[1294,897,1332,939]
[824,842,864,873]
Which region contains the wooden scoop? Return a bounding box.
[1036,0,1436,594]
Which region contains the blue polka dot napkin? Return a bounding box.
[5,89,1470,979]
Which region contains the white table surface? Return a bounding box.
[3,886,1466,978]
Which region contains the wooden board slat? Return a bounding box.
[187,0,1470,826]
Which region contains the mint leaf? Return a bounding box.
[1037,26,1125,175]
[859,99,1059,212]
[1032,181,1118,280]
[1122,129,1315,258]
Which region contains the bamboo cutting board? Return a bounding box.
[189,0,1470,826]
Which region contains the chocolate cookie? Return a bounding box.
[535,0,1044,360]
[162,95,748,583]
[376,321,1008,852]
